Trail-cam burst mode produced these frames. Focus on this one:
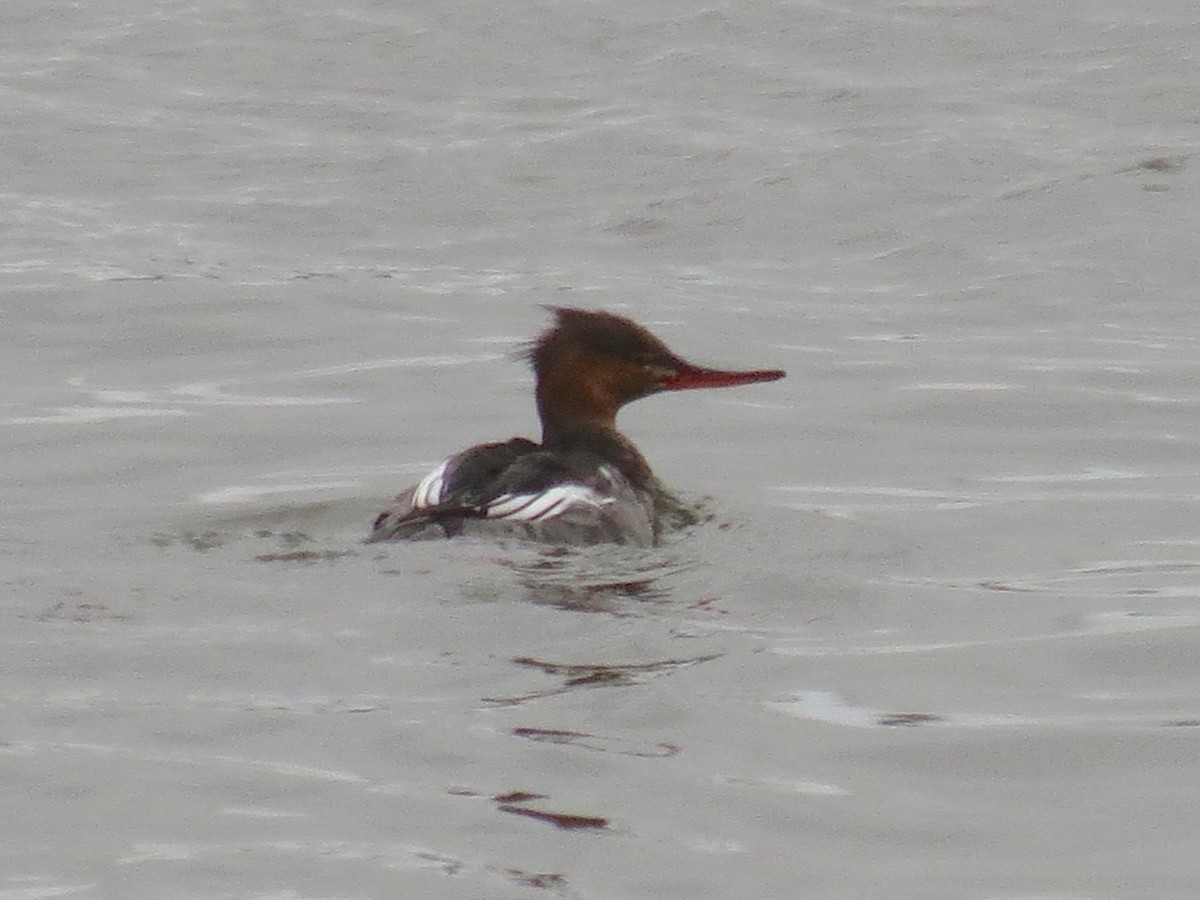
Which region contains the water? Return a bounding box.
[4,1,1200,898]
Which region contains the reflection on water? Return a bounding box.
[483,652,722,707]
[499,542,701,613]
[769,687,1200,731]
[494,798,609,832]
[511,726,680,758]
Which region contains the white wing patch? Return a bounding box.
[412,459,449,509]
[485,485,615,523]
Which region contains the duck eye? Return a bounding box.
[634,350,670,368]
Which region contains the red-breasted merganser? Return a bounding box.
[368,307,785,546]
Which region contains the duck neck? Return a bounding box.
[533,347,661,490]
[534,350,623,444]
[539,419,657,493]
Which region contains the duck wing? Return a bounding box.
[367,440,655,545]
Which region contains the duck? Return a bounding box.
[368,307,785,545]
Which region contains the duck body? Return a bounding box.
[367,307,785,547]
[368,436,660,545]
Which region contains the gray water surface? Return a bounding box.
[4,2,1200,898]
